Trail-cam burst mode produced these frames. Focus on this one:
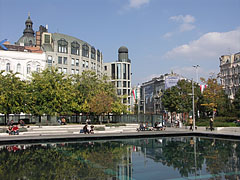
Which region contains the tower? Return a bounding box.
[16,13,36,46]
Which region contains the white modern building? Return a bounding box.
[103,46,132,109]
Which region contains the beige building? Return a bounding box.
[16,15,103,76]
[219,52,240,99]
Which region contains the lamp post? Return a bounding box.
[192,79,195,131]
[193,65,200,83]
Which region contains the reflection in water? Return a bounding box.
[0,137,239,179]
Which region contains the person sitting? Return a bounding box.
[61,118,66,125]
[90,125,94,134]
[12,125,19,135]
[83,125,90,134]
[6,126,13,135]
[156,122,163,131]
[137,122,145,131]
[19,120,25,127]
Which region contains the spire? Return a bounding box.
[23,13,34,36]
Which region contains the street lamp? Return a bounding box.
[193,65,200,83]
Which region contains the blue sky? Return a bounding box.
[0,0,240,86]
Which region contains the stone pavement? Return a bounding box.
[0,124,239,144]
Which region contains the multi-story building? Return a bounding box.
[0,43,46,80]
[16,14,103,76]
[219,52,240,99]
[103,46,132,109]
[140,72,186,114]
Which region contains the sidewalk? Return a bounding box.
[0,124,239,144]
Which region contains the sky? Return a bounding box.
[0,0,240,86]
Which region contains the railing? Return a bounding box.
[0,114,164,127]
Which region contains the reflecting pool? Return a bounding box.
[0,136,240,180]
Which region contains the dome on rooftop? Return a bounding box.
[118,46,128,53]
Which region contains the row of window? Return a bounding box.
[111,63,131,80]
[58,67,79,75]
[116,81,131,88]
[57,39,101,61]
[117,89,131,96]
[221,66,240,76]
[5,63,40,74]
[57,56,98,70]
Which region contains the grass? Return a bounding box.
[195,117,238,127]
[105,123,126,127]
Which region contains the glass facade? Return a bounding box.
[117,64,121,79]
[58,39,68,53]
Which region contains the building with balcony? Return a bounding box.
[219,52,240,99]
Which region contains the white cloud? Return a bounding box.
[163,32,173,38]
[164,28,240,61]
[164,14,196,37]
[170,14,195,24]
[179,23,195,32]
[128,0,150,8]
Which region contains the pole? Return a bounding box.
[143,87,145,114]
[192,79,195,131]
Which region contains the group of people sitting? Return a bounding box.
[6,125,19,135]
[57,117,67,125]
[82,124,94,134]
[137,121,166,131]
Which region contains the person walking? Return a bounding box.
[189,117,193,131]
[209,118,214,131]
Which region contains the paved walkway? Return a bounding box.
[0,124,239,144]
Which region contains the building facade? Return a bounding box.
[15,15,103,77]
[140,72,186,114]
[103,46,132,109]
[0,44,46,80]
[219,52,240,99]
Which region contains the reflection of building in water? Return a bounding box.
[116,146,133,180]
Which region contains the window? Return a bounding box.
[128,89,130,95]
[44,34,50,44]
[58,68,62,73]
[63,68,67,74]
[117,89,121,95]
[71,41,80,55]
[128,81,130,88]
[71,69,75,74]
[82,44,89,57]
[63,57,67,65]
[128,64,130,80]
[123,81,127,87]
[123,64,126,79]
[91,47,96,59]
[117,63,121,79]
[117,81,121,87]
[83,60,85,68]
[27,64,31,74]
[58,56,62,64]
[71,58,75,66]
[58,39,68,53]
[123,89,127,95]
[111,64,115,79]
[48,56,52,65]
[97,50,100,62]
[104,66,107,71]
[17,63,21,73]
[76,59,79,66]
[76,69,79,74]
[86,61,89,68]
[6,63,10,72]
[36,65,40,73]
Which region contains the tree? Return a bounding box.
[0,71,27,123]
[200,77,227,118]
[233,89,240,117]
[27,68,74,118]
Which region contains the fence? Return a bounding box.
[0,114,164,127]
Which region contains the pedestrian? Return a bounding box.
[210,118,214,131]
[189,117,193,131]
